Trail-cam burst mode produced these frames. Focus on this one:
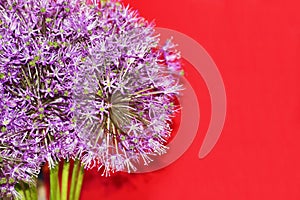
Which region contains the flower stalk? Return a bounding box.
[29,184,38,200]
[15,182,38,200]
[74,164,85,200]
[50,165,60,200]
[69,160,80,200]
[61,161,70,200]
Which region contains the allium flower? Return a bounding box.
[0,0,94,198]
[0,92,41,198]
[0,0,183,198]
[73,1,183,176]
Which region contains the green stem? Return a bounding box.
[69,160,79,200]
[15,183,26,200]
[25,188,31,200]
[74,164,84,200]
[61,161,70,200]
[18,189,26,200]
[50,164,60,200]
[30,182,38,200]
[22,182,30,200]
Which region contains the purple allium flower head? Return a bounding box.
[0,0,96,197]
[73,0,183,176]
[0,89,42,199]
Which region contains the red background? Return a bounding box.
[80,0,300,199]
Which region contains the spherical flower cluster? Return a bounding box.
[0,0,183,198]
[0,98,41,199]
[0,0,92,198]
[72,1,182,175]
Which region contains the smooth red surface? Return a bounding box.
[80,1,300,200]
